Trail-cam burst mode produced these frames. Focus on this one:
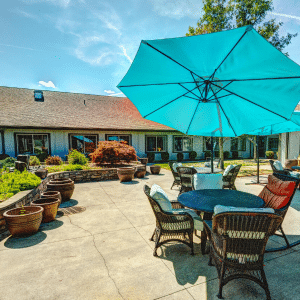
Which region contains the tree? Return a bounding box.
[187,0,297,53]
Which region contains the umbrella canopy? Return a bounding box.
[247,112,300,136]
[118,26,300,137]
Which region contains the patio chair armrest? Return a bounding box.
[170,201,184,209]
[160,210,194,229]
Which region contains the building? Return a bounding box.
[0,86,266,161]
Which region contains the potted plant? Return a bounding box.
[117,167,135,182]
[31,197,60,223]
[135,165,146,178]
[41,191,62,206]
[150,165,161,174]
[3,205,44,237]
[46,178,75,202]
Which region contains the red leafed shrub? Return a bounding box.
[90,141,137,166]
[45,156,63,165]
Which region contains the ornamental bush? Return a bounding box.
[67,149,88,165]
[189,151,197,161]
[45,156,63,165]
[223,151,230,159]
[0,157,16,168]
[161,152,169,162]
[29,156,41,166]
[266,151,275,159]
[147,152,155,163]
[90,141,137,166]
[0,169,41,201]
[177,152,184,162]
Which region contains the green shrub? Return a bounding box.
[189,151,197,160]
[0,157,16,168]
[29,156,41,166]
[231,151,238,159]
[0,169,41,201]
[177,152,184,162]
[214,151,219,158]
[223,151,230,159]
[46,164,92,173]
[161,152,169,162]
[67,149,88,165]
[204,151,211,159]
[37,152,48,162]
[266,151,274,159]
[45,156,62,165]
[147,152,155,163]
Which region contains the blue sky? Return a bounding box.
[1,0,300,97]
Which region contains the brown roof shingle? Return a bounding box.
[0,86,175,131]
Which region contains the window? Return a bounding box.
[106,134,131,145]
[146,136,167,152]
[204,137,219,151]
[174,136,193,152]
[231,138,238,151]
[16,134,49,155]
[268,137,279,151]
[70,134,98,153]
[34,90,44,102]
[239,137,246,151]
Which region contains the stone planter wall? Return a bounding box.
[0,166,138,235]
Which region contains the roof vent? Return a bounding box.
[34,90,44,102]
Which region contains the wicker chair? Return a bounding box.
[222,164,242,190]
[144,185,195,256]
[269,160,291,175]
[260,173,300,252]
[177,166,198,195]
[168,161,181,190]
[204,211,282,299]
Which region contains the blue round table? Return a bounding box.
[178,189,264,216]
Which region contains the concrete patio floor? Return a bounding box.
[1,169,300,300]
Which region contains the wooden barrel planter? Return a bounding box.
[40,191,62,206]
[46,178,75,202]
[17,154,30,166]
[14,161,27,172]
[117,167,135,182]
[31,197,60,223]
[140,158,148,165]
[150,165,161,175]
[135,165,146,178]
[3,206,44,237]
[34,168,48,179]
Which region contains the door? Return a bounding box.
[258,136,267,158]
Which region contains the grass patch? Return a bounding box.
[46,164,92,173]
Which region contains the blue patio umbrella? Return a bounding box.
[118,26,300,171]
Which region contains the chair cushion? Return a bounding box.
[172,162,182,172]
[290,171,300,179]
[223,164,236,176]
[174,209,203,231]
[214,205,275,215]
[193,173,223,190]
[150,184,173,212]
[273,160,284,171]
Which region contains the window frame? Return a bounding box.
[14,133,51,156]
[69,133,99,154]
[0,130,4,155]
[173,136,193,153]
[105,134,132,145]
[145,135,167,153]
[230,138,239,151]
[268,137,279,151]
[239,137,247,151]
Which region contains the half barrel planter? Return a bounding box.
[34,168,48,179]
[31,197,60,223]
[46,178,75,202]
[40,191,62,206]
[117,167,135,182]
[150,165,161,175]
[3,206,44,237]
[135,165,147,178]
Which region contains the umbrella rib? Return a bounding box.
[179,82,204,99]
[184,95,201,101]
[206,81,233,100]
[210,86,238,136]
[118,81,197,88]
[143,86,200,118]
[210,82,289,121]
[186,101,201,135]
[142,41,204,80]
[212,30,248,78]
[211,76,300,83]
[190,72,205,100]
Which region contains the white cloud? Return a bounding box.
[0,43,38,51]
[269,12,300,21]
[104,90,115,94]
[120,45,132,63]
[23,0,72,8]
[39,80,56,88]
[150,0,203,19]
[104,90,125,97]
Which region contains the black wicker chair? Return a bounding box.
[177,166,198,195]
[144,185,195,256]
[269,160,292,176]
[222,164,242,190]
[260,173,300,252]
[168,161,181,190]
[204,211,282,299]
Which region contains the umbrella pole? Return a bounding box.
[211,135,214,173]
[256,135,260,184]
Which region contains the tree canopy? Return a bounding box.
[187,0,296,53]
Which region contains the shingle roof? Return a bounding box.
[0,86,175,131]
